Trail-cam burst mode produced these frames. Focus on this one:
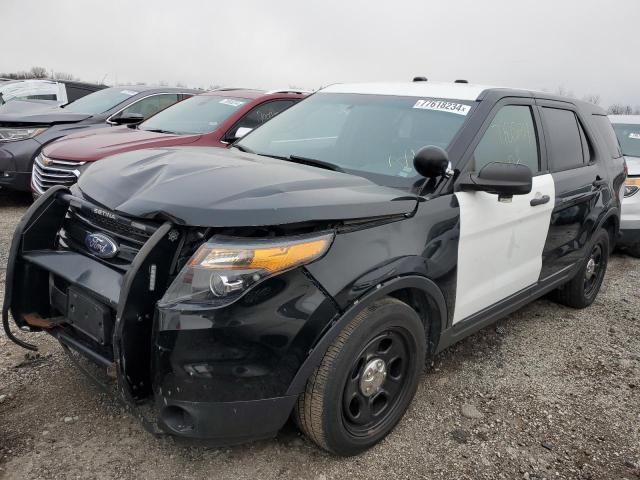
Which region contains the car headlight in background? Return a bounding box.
[0,127,46,142]
[158,233,333,309]
[624,177,640,197]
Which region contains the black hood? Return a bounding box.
[0,104,91,125]
[77,147,418,227]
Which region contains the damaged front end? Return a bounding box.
[4,186,176,404]
[3,186,342,443]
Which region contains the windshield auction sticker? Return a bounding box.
[219,99,246,107]
[413,99,471,115]
[629,132,640,140]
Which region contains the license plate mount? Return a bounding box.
[66,287,112,345]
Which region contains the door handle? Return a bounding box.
[593,178,608,188]
[530,195,550,207]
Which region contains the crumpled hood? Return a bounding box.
[0,104,90,125]
[77,147,417,227]
[44,127,201,162]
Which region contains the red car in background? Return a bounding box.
[32,88,307,195]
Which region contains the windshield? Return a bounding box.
[139,95,247,134]
[63,88,139,115]
[236,92,473,187]
[612,123,640,158]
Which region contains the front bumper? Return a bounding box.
[620,190,640,249]
[4,187,339,443]
[0,138,40,191]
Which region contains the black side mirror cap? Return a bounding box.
[110,113,145,125]
[413,146,450,178]
[458,162,533,196]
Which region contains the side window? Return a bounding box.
[119,94,180,119]
[593,115,623,159]
[228,100,297,139]
[577,122,591,163]
[473,105,539,173]
[542,107,585,171]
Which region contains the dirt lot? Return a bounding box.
[0,192,638,480]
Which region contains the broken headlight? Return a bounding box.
[158,233,333,309]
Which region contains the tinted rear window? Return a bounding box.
[64,88,139,115]
[542,107,585,171]
[593,115,623,159]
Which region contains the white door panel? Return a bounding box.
[452,174,555,324]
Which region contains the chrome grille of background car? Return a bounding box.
[32,153,85,194]
[58,205,158,271]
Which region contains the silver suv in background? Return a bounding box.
[610,115,640,256]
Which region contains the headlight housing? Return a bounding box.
[0,127,46,142]
[158,233,333,309]
[624,177,640,197]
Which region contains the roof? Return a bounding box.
[104,85,200,94]
[608,114,640,124]
[321,82,500,100]
[201,88,307,100]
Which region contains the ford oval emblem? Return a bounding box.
[84,233,119,259]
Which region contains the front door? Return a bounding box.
[453,102,554,324]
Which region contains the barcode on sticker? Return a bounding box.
[413,99,470,116]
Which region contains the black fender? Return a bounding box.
[285,274,447,396]
[595,206,620,243]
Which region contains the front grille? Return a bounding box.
[32,154,85,194]
[58,204,159,271]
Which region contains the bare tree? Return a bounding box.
[582,94,601,106]
[607,104,634,115]
[175,81,187,88]
[555,86,575,99]
[52,71,77,81]
[29,66,48,79]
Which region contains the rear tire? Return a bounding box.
[553,228,609,309]
[295,297,426,456]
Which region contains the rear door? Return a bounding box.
[537,102,601,279]
[453,100,555,323]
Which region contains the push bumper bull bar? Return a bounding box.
[3,186,174,406]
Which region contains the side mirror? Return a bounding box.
[110,112,145,125]
[413,146,450,178]
[458,162,532,196]
[229,126,253,142]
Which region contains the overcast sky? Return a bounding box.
[3,0,640,106]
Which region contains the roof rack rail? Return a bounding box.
[265,88,311,95]
[413,76,428,82]
[210,87,264,92]
[454,79,469,84]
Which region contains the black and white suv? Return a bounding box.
[4,81,626,456]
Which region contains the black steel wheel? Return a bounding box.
[553,228,610,309]
[341,329,412,437]
[295,297,426,456]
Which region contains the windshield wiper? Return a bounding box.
[232,144,255,154]
[238,149,344,173]
[288,155,344,172]
[142,128,175,134]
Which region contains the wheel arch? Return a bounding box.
[286,275,447,396]
[597,208,620,251]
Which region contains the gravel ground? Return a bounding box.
[0,192,638,480]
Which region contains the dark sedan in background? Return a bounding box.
[0,85,196,191]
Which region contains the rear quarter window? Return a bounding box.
[592,115,623,159]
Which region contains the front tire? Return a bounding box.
[553,228,610,308]
[295,297,426,456]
